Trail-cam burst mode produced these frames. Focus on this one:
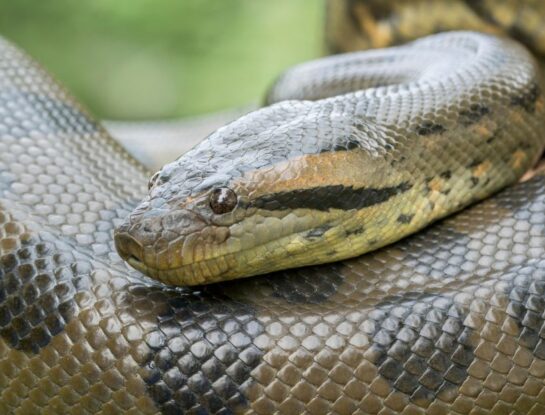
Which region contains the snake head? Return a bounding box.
[113,101,416,286]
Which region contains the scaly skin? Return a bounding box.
[4,6,545,415]
[326,0,545,56]
[115,32,545,286]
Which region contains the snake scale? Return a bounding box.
[4,2,545,415]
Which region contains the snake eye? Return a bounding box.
[148,171,160,190]
[210,187,237,214]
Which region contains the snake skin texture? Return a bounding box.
[326,0,545,58]
[3,13,545,415]
[115,32,545,286]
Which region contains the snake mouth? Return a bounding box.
[127,254,145,270]
[127,256,159,279]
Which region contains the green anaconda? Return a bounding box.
[3,7,545,415]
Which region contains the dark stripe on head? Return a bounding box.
[250,182,412,211]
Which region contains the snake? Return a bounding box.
[114,31,545,286]
[3,3,545,415]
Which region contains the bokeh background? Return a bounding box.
[0,0,323,120]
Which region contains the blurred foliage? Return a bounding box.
[0,0,323,119]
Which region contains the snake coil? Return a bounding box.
[2,21,545,415]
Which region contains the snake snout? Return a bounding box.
[114,232,145,266]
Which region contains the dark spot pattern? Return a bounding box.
[416,121,446,136]
[346,225,365,236]
[366,293,476,404]
[486,130,500,143]
[135,285,264,414]
[397,214,414,224]
[458,104,490,125]
[250,182,412,211]
[0,227,81,353]
[305,224,333,239]
[467,159,483,168]
[511,82,541,112]
[4,24,545,415]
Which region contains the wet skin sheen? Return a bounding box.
[4,4,545,414]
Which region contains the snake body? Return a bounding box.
[3,6,545,415]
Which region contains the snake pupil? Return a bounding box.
[210,187,237,214]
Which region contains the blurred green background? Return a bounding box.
[0,0,324,120]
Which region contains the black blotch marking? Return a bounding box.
[470,177,479,187]
[251,182,412,212]
[397,214,414,224]
[133,283,264,414]
[365,292,476,406]
[391,155,407,168]
[486,131,500,144]
[498,269,545,355]
[441,189,451,196]
[0,235,80,354]
[510,82,541,112]
[346,226,365,236]
[458,104,490,126]
[305,224,333,239]
[424,177,435,194]
[416,122,446,136]
[440,170,452,180]
[467,159,483,168]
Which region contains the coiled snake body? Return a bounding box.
[3,8,545,415]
